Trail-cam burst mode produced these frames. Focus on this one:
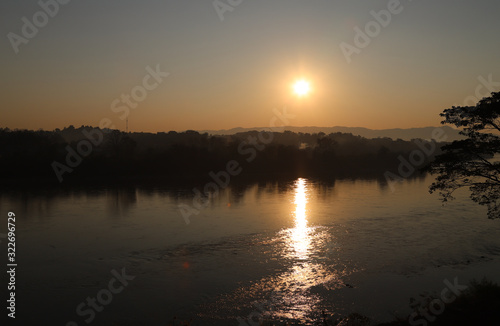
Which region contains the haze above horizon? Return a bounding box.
[1,0,500,132]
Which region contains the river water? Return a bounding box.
[1,175,500,325]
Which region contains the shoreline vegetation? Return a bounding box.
[0,126,442,185]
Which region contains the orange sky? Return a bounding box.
[2,1,500,132]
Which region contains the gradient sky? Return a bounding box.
[1,0,500,132]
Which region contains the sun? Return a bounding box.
[293,80,311,97]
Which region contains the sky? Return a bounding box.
[1,0,500,132]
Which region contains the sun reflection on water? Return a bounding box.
[268,178,344,322]
[207,178,350,324]
[290,178,310,260]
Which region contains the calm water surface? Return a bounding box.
[1,175,500,325]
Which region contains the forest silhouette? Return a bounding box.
[0,126,445,184]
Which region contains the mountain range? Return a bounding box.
[198,126,464,141]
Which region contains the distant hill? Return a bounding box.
[198,126,464,141]
[0,126,450,183]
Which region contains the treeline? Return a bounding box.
[0,126,445,183]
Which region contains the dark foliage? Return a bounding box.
[0,126,443,184]
[429,92,500,219]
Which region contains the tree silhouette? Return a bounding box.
[429,92,500,219]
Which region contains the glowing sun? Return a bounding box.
[293,80,311,97]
